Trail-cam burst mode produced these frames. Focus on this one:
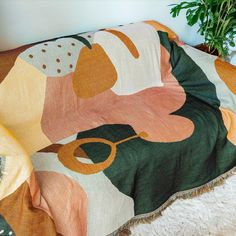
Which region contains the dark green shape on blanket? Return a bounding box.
[0,215,15,236]
[65,35,92,49]
[77,32,236,215]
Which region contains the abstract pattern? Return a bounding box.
[32,135,134,236]
[58,132,147,174]
[20,37,85,77]
[73,44,117,98]
[182,45,236,112]
[0,20,236,236]
[93,23,163,95]
[40,33,193,143]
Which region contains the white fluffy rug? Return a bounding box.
[131,174,236,236]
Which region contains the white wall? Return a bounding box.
[0,0,204,51]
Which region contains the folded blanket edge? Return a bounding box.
[112,165,236,236]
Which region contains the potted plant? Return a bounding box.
[170,0,236,59]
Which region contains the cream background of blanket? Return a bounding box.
[94,22,163,95]
[32,134,135,236]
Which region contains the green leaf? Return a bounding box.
[169,0,236,57]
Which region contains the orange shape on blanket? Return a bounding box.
[220,107,236,146]
[215,58,236,95]
[144,20,178,41]
[41,46,194,143]
[58,132,147,174]
[0,181,58,235]
[58,137,117,174]
[105,29,139,58]
[73,44,117,98]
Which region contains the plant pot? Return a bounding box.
[195,44,219,56]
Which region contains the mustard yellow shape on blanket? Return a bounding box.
[220,107,236,146]
[0,57,51,155]
[0,123,33,200]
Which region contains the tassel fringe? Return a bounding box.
[109,166,236,236]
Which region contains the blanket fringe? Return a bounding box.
[111,166,236,236]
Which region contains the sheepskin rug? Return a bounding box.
[131,174,236,236]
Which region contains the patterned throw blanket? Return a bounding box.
[0,21,236,236]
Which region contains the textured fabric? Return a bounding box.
[0,20,236,236]
[0,181,58,235]
[131,174,236,236]
[0,214,15,236]
[0,123,32,201]
[35,171,88,236]
[0,45,32,84]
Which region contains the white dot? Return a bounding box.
[9,231,13,235]
[0,230,4,235]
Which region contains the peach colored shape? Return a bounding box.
[215,58,236,95]
[41,46,194,143]
[28,171,87,236]
[220,107,236,146]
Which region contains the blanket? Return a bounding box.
[0,21,236,236]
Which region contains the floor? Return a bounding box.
[131,173,236,236]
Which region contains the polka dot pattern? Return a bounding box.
[20,33,95,77]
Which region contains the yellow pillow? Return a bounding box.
[0,123,32,201]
